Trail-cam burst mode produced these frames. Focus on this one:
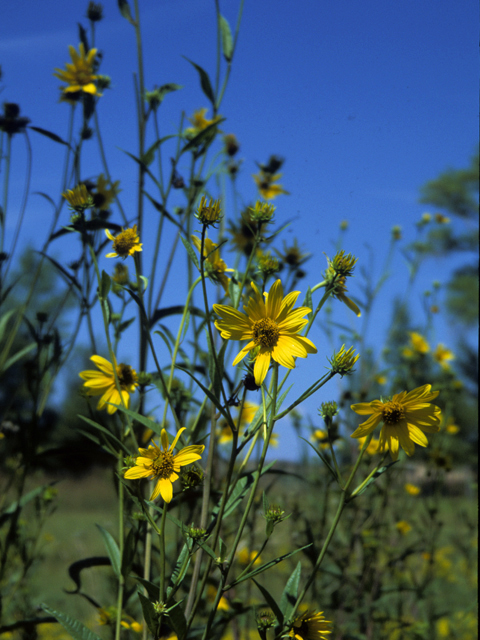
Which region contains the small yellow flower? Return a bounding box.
[396,520,412,535]
[213,279,317,386]
[445,418,460,435]
[124,428,204,503]
[433,343,454,369]
[53,43,101,97]
[311,429,330,450]
[374,374,387,385]
[289,610,331,640]
[421,212,432,223]
[253,171,289,200]
[237,548,262,566]
[79,355,138,414]
[93,174,121,211]
[207,585,230,611]
[357,436,380,456]
[408,331,430,354]
[350,384,442,461]
[404,483,421,496]
[105,225,142,259]
[185,108,222,136]
[62,184,93,212]
[434,213,450,224]
[217,402,259,444]
[191,235,233,292]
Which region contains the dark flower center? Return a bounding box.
[113,229,137,256]
[118,363,137,388]
[253,318,280,349]
[382,401,405,425]
[152,451,175,479]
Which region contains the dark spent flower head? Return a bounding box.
[87,1,104,21]
[0,102,30,136]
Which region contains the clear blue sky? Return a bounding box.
[1,0,478,458]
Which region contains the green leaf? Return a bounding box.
[349,461,399,500]
[78,416,130,454]
[0,482,57,527]
[196,539,218,561]
[153,83,183,104]
[30,127,70,147]
[1,342,36,375]
[279,561,302,622]
[0,309,15,341]
[110,406,163,437]
[228,544,311,588]
[96,524,121,577]
[299,436,338,482]
[219,14,234,61]
[170,543,191,590]
[135,577,158,600]
[117,0,135,25]
[138,593,158,636]
[142,135,176,166]
[180,119,225,155]
[183,57,215,106]
[180,235,200,271]
[167,601,187,638]
[252,579,284,626]
[100,270,111,299]
[41,605,102,640]
[176,366,229,421]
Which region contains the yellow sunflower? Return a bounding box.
[253,171,289,200]
[124,428,204,502]
[79,355,138,414]
[213,279,317,386]
[191,235,234,293]
[350,384,442,461]
[53,43,101,96]
[105,225,142,259]
[289,610,331,640]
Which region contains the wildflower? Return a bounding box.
[228,209,261,255]
[79,355,138,414]
[257,251,280,278]
[86,1,104,21]
[328,344,359,376]
[62,184,93,212]
[357,436,380,456]
[207,585,230,611]
[391,225,402,240]
[445,419,460,435]
[396,520,412,535]
[0,103,30,136]
[319,401,339,422]
[124,428,204,502]
[340,220,349,230]
[92,174,121,210]
[223,133,240,156]
[191,235,233,293]
[53,43,101,97]
[249,200,276,224]
[407,331,430,355]
[213,279,317,386]
[350,384,442,461]
[256,609,276,630]
[311,429,329,450]
[253,170,289,199]
[289,610,331,640]
[217,401,259,444]
[194,195,222,226]
[374,374,387,385]
[185,108,222,137]
[434,213,450,224]
[105,225,142,259]
[430,304,439,314]
[237,548,261,566]
[404,483,421,496]
[181,465,204,490]
[421,212,432,223]
[323,253,361,317]
[112,263,129,285]
[433,343,454,369]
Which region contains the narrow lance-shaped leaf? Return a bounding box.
[219,14,234,61]
[41,605,103,640]
[183,57,215,106]
[279,561,302,622]
[96,524,121,577]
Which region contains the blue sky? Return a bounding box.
[1,0,478,458]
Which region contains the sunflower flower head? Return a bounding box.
[194,195,223,227]
[257,251,281,279]
[253,170,289,200]
[256,610,276,631]
[323,252,361,317]
[350,384,442,461]
[92,174,121,211]
[433,343,454,369]
[105,225,142,259]
[404,483,421,496]
[62,183,93,213]
[249,200,276,224]
[289,610,332,640]
[328,344,359,377]
[191,235,233,293]
[124,428,205,503]
[213,279,317,386]
[185,108,222,138]
[79,355,138,414]
[53,43,101,97]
